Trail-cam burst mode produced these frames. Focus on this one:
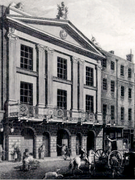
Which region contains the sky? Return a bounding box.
[1,0,135,61]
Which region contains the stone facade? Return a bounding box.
[0,4,105,160]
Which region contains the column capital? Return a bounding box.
[36,44,46,51]
[78,59,84,65]
[7,27,18,41]
[97,59,102,69]
[45,46,54,54]
[72,56,79,64]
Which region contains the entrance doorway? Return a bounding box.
[21,128,35,157]
[43,132,50,157]
[87,131,95,153]
[57,129,70,156]
[76,133,82,155]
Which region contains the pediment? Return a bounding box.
[28,24,83,48]
[7,13,104,59]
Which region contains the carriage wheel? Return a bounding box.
[108,150,123,169]
[94,149,108,164]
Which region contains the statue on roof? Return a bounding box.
[9,2,24,11]
[91,35,102,49]
[56,2,68,20]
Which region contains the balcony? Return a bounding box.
[103,114,134,129]
[119,120,134,129]
[7,104,102,125]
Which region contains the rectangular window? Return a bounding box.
[121,86,124,97]
[128,68,132,78]
[128,108,132,121]
[103,104,107,121]
[128,88,132,99]
[57,57,67,80]
[111,81,115,92]
[120,65,124,76]
[111,106,115,120]
[102,59,107,68]
[86,67,93,86]
[86,95,93,113]
[121,107,124,121]
[103,78,107,90]
[20,82,33,105]
[57,89,67,109]
[111,61,115,70]
[20,44,33,70]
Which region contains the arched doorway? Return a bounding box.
[87,131,95,153]
[43,132,50,157]
[76,133,82,155]
[21,128,35,157]
[57,129,70,156]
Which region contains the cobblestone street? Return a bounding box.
[0,157,133,179]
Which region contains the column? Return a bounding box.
[72,57,78,115]
[96,60,102,122]
[37,44,45,107]
[8,28,18,104]
[71,135,76,156]
[79,59,84,111]
[46,47,54,108]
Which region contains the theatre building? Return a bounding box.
[0,3,105,160]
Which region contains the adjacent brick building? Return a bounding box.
[101,50,134,152]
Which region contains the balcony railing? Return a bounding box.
[7,104,102,125]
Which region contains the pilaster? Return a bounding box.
[79,59,84,111]
[46,47,54,108]
[37,44,46,107]
[8,27,18,104]
[96,60,102,121]
[72,56,78,112]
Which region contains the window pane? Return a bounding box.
[103,78,107,90]
[20,44,33,71]
[86,67,93,86]
[120,65,124,76]
[57,57,67,80]
[20,82,33,105]
[86,95,93,113]
[111,81,115,92]
[57,89,67,109]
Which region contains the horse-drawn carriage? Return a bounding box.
[69,138,130,178]
[93,137,130,177]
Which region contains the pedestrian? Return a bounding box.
[22,149,30,170]
[107,135,117,153]
[79,148,86,160]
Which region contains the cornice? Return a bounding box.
[16,67,38,77]
[53,76,72,85]
[84,84,97,91]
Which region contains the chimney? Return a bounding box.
[109,50,114,54]
[126,50,133,62]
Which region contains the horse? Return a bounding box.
[69,150,95,175]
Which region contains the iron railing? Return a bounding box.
[7,104,102,125]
